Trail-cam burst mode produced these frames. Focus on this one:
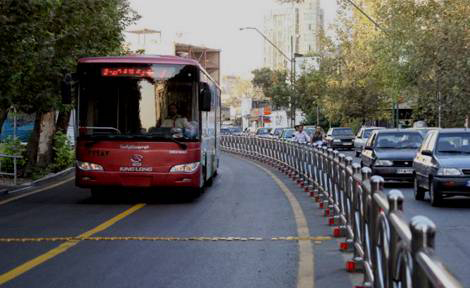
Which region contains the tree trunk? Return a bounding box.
[25,111,56,172]
[56,110,71,134]
[25,113,42,174]
[37,111,56,166]
[0,108,9,135]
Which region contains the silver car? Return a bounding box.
[354,127,385,157]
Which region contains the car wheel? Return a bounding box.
[429,180,442,207]
[355,151,360,158]
[413,177,425,201]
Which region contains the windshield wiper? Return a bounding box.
[438,150,463,154]
[164,135,188,150]
[376,146,397,149]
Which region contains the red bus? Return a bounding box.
[74,55,221,197]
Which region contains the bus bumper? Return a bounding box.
[75,168,201,189]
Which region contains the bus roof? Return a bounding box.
[78,55,201,67]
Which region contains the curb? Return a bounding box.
[1,167,75,196]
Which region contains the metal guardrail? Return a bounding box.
[0,153,23,185]
[220,135,462,288]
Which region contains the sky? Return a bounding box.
[126,0,338,79]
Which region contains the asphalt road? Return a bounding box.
[0,153,355,288]
[342,150,470,287]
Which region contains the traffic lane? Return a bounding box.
[0,154,306,287]
[3,241,297,288]
[388,186,470,287]
[0,181,142,239]
[95,154,298,238]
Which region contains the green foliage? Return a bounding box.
[50,131,74,173]
[273,0,470,128]
[0,137,26,173]
[0,0,140,114]
[251,68,292,109]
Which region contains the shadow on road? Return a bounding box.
[79,187,205,205]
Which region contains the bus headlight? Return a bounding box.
[77,161,104,171]
[170,162,200,173]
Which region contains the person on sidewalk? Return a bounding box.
[293,124,311,144]
[311,126,325,146]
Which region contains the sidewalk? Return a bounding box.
[0,167,74,200]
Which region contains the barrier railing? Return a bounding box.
[220,135,462,288]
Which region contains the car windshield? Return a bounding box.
[436,133,470,154]
[283,129,295,138]
[305,128,315,137]
[273,128,283,136]
[363,129,374,138]
[332,128,353,136]
[256,128,270,135]
[375,132,423,149]
[230,127,242,133]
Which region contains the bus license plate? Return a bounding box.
[397,169,413,174]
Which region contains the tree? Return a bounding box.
[0,0,139,171]
[251,68,291,109]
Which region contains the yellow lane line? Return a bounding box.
[0,236,332,242]
[0,203,145,285]
[0,176,75,206]
[249,161,315,288]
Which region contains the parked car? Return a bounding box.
[361,129,424,182]
[256,127,271,137]
[271,127,285,138]
[324,127,355,150]
[221,127,232,135]
[229,126,242,135]
[279,128,295,141]
[354,127,385,157]
[413,129,470,206]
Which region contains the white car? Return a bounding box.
[354,127,385,157]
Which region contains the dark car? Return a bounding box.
[229,126,242,135]
[280,128,295,140]
[271,127,284,138]
[361,129,424,181]
[325,127,354,150]
[413,129,470,206]
[256,127,271,137]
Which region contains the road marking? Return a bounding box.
[249,161,315,288]
[0,203,145,285]
[0,236,332,243]
[0,176,75,206]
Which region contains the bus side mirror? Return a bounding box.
[61,73,77,105]
[199,83,211,111]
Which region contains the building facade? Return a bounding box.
[263,0,324,71]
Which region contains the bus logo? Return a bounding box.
[130,154,144,167]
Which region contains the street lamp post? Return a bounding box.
[240,27,298,127]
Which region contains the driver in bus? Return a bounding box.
[161,103,190,129]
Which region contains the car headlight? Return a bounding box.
[77,161,103,171]
[374,160,393,167]
[437,168,462,176]
[170,162,200,173]
[333,139,341,143]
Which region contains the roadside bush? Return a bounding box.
[50,131,74,172]
[0,137,27,173]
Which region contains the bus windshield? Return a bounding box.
[78,63,199,141]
